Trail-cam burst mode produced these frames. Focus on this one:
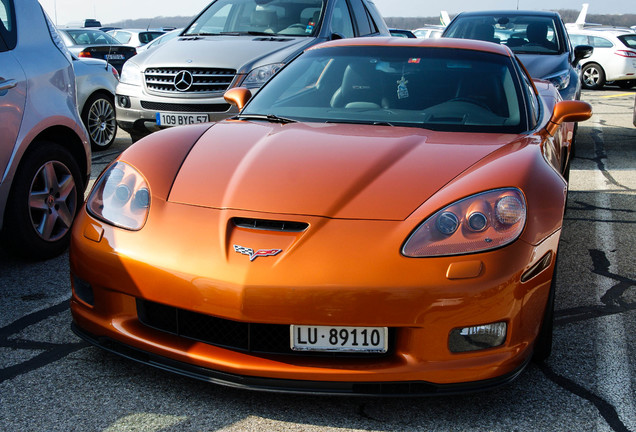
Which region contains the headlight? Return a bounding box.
[242,63,284,89]
[119,62,143,86]
[87,162,150,230]
[402,188,526,257]
[545,70,570,91]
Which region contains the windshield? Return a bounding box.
[185,0,324,37]
[242,45,526,133]
[64,29,120,45]
[444,15,563,55]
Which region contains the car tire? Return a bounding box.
[581,63,605,90]
[532,256,557,362]
[1,142,83,260]
[617,79,635,89]
[83,92,117,151]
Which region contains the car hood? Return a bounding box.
[138,36,314,71]
[168,121,520,220]
[517,53,569,80]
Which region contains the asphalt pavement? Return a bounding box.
[1,88,634,432]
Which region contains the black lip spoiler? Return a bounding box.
[72,323,529,397]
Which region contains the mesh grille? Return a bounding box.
[137,299,392,357]
[140,101,231,113]
[144,67,236,94]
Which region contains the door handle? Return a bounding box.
[0,79,17,91]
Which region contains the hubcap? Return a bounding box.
[88,98,116,147]
[28,161,77,242]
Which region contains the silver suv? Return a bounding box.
[115,0,389,141]
[0,0,91,259]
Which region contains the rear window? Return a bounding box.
[617,34,636,49]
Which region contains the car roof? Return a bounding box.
[568,27,635,36]
[308,36,513,57]
[454,10,560,18]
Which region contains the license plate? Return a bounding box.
[291,325,388,353]
[156,112,209,126]
[105,54,125,60]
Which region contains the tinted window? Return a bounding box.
[0,0,16,50]
[243,46,526,133]
[331,0,354,37]
[590,36,613,48]
[617,34,636,49]
[348,0,373,35]
[568,34,588,46]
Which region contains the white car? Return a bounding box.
[568,28,636,89]
[413,25,444,39]
[107,29,166,48]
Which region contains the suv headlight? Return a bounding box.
[87,162,150,230]
[119,62,143,86]
[242,63,284,89]
[402,189,526,257]
[545,70,570,91]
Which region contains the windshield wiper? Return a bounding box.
[237,114,297,124]
[325,119,395,126]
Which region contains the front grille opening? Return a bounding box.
[232,217,309,232]
[136,299,393,358]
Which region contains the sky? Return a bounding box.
[39,0,633,27]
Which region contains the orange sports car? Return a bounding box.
[69,37,592,395]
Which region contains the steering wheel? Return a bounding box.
[448,97,493,112]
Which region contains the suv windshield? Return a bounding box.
[185,0,325,37]
[444,15,562,55]
[242,45,526,133]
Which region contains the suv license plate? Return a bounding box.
[156,112,209,126]
[291,325,388,353]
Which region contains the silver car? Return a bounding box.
[115,0,389,141]
[0,0,91,259]
[73,56,119,150]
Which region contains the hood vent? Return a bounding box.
[232,217,308,232]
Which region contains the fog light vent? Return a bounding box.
[449,322,507,353]
[73,276,94,306]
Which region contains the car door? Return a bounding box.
[0,0,26,182]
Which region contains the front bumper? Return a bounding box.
[115,82,239,136]
[70,201,560,394]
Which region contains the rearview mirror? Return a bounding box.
[224,87,253,111]
[545,100,592,136]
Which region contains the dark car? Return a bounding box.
[57,28,137,73]
[442,11,592,101]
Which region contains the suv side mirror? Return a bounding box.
[224,87,253,111]
[573,45,593,66]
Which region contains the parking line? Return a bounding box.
[591,120,636,431]
[600,93,633,98]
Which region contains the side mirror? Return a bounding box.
[545,100,592,136]
[224,87,253,111]
[573,45,593,66]
[330,32,345,41]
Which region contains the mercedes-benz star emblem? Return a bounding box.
[174,70,193,92]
